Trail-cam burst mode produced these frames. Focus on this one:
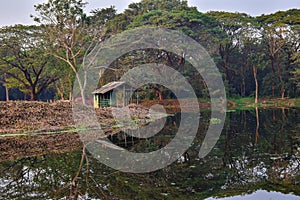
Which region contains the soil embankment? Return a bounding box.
[0,101,150,161]
[0,101,73,135]
[140,99,235,112]
[0,99,228,161]
[140,99,212,113]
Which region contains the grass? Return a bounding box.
[232,97,254,105]
[229,97,300,110]
[295,98,300,107]
[228,97,255,110]
[0,127,95,138]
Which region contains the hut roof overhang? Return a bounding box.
[92,81,125,94]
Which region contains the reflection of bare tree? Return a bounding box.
[69,146,88,199]
[255,107,260,144]
[279,108,287,152]
[241,110,247,131]
[69,146,112,200]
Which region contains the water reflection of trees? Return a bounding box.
[216,108,300,197]
[0,109,299,199]
[0,152,81,199]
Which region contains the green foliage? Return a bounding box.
[0,0,299,101]
[31,0,117,102]
[0,25,58,100]
[257,9,300,26]
[291,68,300,88]
[103,6,300,100]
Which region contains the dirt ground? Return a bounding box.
[0,101,151,161]
[0,99,216,161]
[140,99,212,113]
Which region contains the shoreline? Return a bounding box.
[0,98,298,135]
[0,98,299,161]
[0,101,166,161]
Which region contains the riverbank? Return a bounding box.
[140,97,300,111]
[0,101,155,136]
[0,101,153,161]
[0,98,298,161]
[0,98,297,135]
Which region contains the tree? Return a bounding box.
[262,26,286,98]
[105,0,191,34]
[258,9,300,98]
[0,73,9,101]
[101,1,225,99]
[291,68,300,89]
[291,50,300,89]
[207,11,254,97]
[52,60,74,100]
[89,6,116,38]
[32,0,115,104]
[240,30,262,103]
[32,0,88,103]
[0,25,58,101]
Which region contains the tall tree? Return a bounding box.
[258,9,300,98]
[238,18,268,103]
[32,0,88,103]
[101,0,225,98]
[105,0,191,34]
[262,26,286,98]
[207,11,254,97]
[0,25,58,101]
[32,0,115,104]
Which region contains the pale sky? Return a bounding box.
[0,0,299,27]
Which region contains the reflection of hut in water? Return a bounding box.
[92,81,137,108]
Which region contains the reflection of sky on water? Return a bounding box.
[206,190,300,200]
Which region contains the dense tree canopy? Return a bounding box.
[0,0,299,101]
[0,25,58,100]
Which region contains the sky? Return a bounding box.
[0,0,299,27]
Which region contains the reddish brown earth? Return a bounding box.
[0,133,82,161]
[140,99,235,111]
[140,99,211,113]
[0,99,225,161]
[0,101,76,161]
[0,101,150,161]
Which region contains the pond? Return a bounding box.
[0,108,299,199]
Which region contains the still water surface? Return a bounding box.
[0,108,299,199]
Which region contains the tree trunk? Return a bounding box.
[69,87,73,101]
[75,72,86,105]
[281,89,285,99]
[253,65,259,104]
[277,60,285,99]
[30,88,36,101]
[242,75,246,97]
[5,85,9,101]
[67,75,72,101]
[156,90,163,101]
[271,59,275,97]
[55,84,65,100]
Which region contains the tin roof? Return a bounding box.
[92,81,125,94]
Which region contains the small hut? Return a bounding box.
[92,81,135,108]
